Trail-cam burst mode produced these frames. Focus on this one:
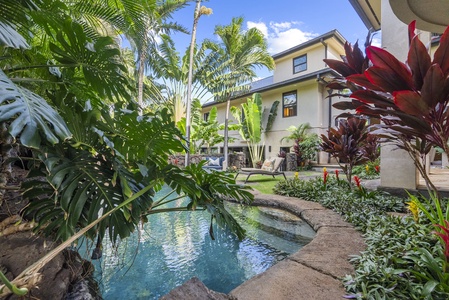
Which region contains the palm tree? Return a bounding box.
[61,0,189,108]
[203,17,274,169]
[185,1,212,165]
[148,35,213,122]
[281,123,319,167]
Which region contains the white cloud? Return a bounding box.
[247,20,318,54]
[247,21,268,37]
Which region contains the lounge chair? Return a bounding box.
[236,157,286,183]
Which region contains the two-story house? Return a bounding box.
[201,29,348,167]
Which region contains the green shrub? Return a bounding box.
[352,159,381,180]
[274,177,449,299]
[274,176,403,231]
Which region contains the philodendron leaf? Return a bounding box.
[0,21,29,49]
[0,70,71,148]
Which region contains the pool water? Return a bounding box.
[85,190,315,299]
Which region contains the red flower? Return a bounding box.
[323,171,329,185]
[335,169,340,180]
[354,176,361,190]
[434,220,449,262]
[375,165,380,173]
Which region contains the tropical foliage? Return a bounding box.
[0,0,255,297]
[202,17,275,169]
[178,99,236,154]
[321,21,449,298]
[324,21,449,194]
[281,123,320,168]
[231,93,279,167]
[273,175,449,298]
[320,117,380,184]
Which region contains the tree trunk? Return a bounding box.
[222,98,231,170]
[185,0,201,167]
[0,123,13,207]
[137,59,145,116]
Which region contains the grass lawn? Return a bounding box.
[235,171,319,194]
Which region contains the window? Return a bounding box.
[293,54,307,73]
[203,112,209,122]
[283,91,297,117]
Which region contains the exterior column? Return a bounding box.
[379,0,417,190]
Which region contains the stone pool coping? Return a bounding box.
[229,191,366,300]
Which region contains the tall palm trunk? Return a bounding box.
[222,97,231,170]
[185,0,201,166]
[138,56,145,113]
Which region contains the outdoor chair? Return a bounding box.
[236,157,286,183]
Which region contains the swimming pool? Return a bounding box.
[86,189,315,299]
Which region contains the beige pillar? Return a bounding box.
[379,0,418,189]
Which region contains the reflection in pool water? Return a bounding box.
[83,189,315,299]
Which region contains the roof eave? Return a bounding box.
[202,69,338,108]
[348,0,381,31]
[272,30,346,60]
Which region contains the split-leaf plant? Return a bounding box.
[0,1,254,297]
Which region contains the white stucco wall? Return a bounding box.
[273,44,326,83]
[379,0,418,189]
[200,34,347,163]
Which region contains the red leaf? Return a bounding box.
[421,64,446,108]
[389,124,425,138]
[367,46,415,90]
[394,90,429,116]
[433,25,449,75]
[333,101,359,110]
[326,82,348,90]
[347,74,382,91]
[407,36,431,90]
[356,106,387,118]
[394,111,432,133]
[408,21,416,45]
[351,90,394,108]
[365,67,413,92]
[345,41,366,73]
[324,59,357,77]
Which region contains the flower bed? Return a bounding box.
[274,176,449,299]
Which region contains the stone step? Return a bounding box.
[227,203,316,244]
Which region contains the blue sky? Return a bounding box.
[169,0,380,78]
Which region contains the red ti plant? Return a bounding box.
[324,21,449,195]
[320,117,380,184]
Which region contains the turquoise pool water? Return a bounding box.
[84,189,315,299]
